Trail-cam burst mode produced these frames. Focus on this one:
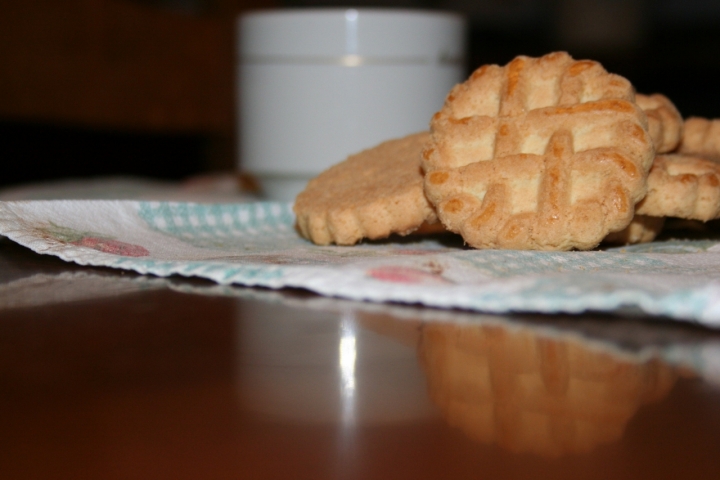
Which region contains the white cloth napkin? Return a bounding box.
[3,200,720,325]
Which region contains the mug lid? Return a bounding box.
[238,9,466,64]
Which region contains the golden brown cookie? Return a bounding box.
[635,154,720,221]
[635,93,683,153]
[423,52,655,251]
[294,132,440,245]
[677,117,720,160]
[602,215,665,245]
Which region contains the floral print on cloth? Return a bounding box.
[36,222,149,257]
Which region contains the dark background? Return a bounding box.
[2,0,720,188]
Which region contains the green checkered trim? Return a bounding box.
[448,249,669,278]
[137,201,296,246]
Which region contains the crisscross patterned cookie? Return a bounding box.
[635,93,683,153]
[294,132,440,245]
[423,52,655,250]
[635,154,720,221]
[677,117,720,160]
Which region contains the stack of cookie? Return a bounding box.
[294,52,720,250]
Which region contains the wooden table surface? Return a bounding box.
[3,239,720,479]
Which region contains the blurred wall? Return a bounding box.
[0,0,272,187]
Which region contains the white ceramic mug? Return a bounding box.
[237,9,466,201]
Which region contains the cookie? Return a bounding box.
[677,116,720,160]
[423,52,655,250]
[635,93,683,153]
[294,132,439,245]
[635,154,720,221]
[602,215,665,245]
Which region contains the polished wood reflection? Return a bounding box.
[2,241,720,479]
[417,322,677,457]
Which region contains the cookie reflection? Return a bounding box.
[418,323,676,457]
